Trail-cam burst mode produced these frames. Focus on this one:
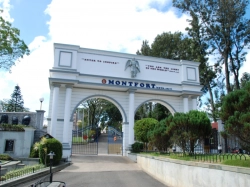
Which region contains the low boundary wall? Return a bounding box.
[136,154,250,187]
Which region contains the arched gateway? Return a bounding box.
[48,43,202,159]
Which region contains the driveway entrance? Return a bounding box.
[53,155,168,187]
[71,126,98,155]
[72,126,123,155]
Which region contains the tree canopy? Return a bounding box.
[147,118,172,151]
[220,82,250,144]
[173,0,250,93]
[137,32,194,60]
[78,98,122,130]
[6,85,25,112]
[0,12,30,71]
[135,102,171,121]
[134,118,158,144]
[166,110,211,154]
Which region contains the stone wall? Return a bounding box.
[0,128,35,158]
[0,111,45,130]
[136,154,250,187]
[0,111,47,157]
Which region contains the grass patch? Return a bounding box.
[222,159,250,168]
[72,136,88,143]
[139,152,250,168]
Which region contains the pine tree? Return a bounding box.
[7,85,25,112]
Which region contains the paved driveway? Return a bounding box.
[53,155,167,187]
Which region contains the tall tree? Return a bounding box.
[102,101,122,129]
[134,118,158,150]
[166,110,211,154]
[136,31,216,118]
[135,102,171,121]
[185,10,220,121]
[173,0,250,93]
[220,82,250,144]
[240,72,250,88]
[137,32,194,60]
[80,98,106,128]
[151,103,171,121]
[136,40,151,56]
[147,118,172,151]
[0,99,9,112]
[0,11,30,71]
[79,98,122,129]
[7,85,25,112]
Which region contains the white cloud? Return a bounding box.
[1,0,250,114]
[0,0,191,113]
[239,52,250,76]
[45,0,189,53]
[1,38,53,112]
[0,0,13,22]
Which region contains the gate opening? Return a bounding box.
[71,98,123,155]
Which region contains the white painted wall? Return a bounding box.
[137,155,250,187]
[0,128,35,158]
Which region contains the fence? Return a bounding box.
[0,164,45,184]
[193,153,250,163]
[149,151,250,164]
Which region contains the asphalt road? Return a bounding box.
[18,133,167,187]
[53,155,168,187]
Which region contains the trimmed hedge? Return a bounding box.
[131,142,143,153]
[39,138,62,166]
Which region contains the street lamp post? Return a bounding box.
[48,151,55,183]
[39,97,44,110]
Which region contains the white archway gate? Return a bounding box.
[48,43,202,159]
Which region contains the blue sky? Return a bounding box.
[0,0,250,114]
[9,0,51,44]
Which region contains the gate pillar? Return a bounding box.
[183,95,189,113]
[128,89,136,146]
[50,84,61,136]
[191,96,197,110]
[62,85,73,159]
[122,122,129,155]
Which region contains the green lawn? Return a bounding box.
[72,136,91,144]
[140,152,250,168]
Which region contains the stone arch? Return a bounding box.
[135,99,176,116]
[48,43,202,158]
[70,94,127,123]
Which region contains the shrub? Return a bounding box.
[29,142,40,158]
[131,142,143,153]
[39,138,62,166]
[0,124,25,131]
[0,154,13,160]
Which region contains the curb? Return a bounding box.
[0,162,71,187]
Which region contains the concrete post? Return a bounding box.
[62,85,72,159]
[35,110,45,130]
[128,89,136,145]
[183,95,189,113]
[50,84,61,136]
